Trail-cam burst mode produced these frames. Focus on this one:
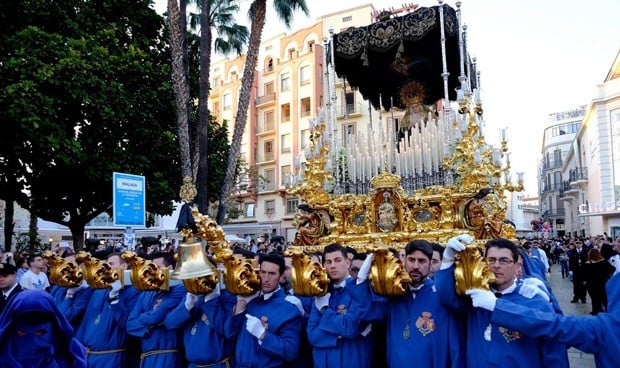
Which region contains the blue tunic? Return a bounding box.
[307,279,373,368]
[126,284,186,368]
[435,265,569,368]
[164,290,237,368]
[225,287,302,368]
[492,272,620,368]
[351,278,464,368]
[75,287,139,368]
[52,285,94,328]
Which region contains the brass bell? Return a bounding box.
[171,240,217,280]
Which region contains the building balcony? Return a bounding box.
[256,152,275,165]
[255,92,276,107]
[541,183,562,193]
[559,180,579,200]
[542,159,563,171]
[336,104,362,118]
[542,208,565,219]
[569,167,588,186]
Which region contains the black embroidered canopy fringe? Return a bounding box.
[333,4,474,110]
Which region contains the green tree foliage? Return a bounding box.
[0,0,183,249]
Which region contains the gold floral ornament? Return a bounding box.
[42,250,83,288]
[453,240,495,296]
[366,243,411,296]
[283,247,329,296]
[121,251,169,291]
[182,271,221,295]
[210,241,260,296]
[76,251,121,289]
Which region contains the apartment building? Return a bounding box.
[560,50,620,238]
[538,106,585,237]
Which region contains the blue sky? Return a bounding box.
[155,0,620,194]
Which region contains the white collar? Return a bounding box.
[491,278,517,295]
[261,286,281,301]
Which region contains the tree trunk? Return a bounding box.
[167,0,193,180]
[216,0,267,224]
[29,213,38,248]
[4,200,14,252]
[197,0,213,215]
[69,223,85,251]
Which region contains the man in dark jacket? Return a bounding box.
[0,262,22,312]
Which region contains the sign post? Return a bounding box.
[113,173,146,245]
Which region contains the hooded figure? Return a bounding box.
[0,289,87,368]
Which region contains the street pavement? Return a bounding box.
[546,263,596,368]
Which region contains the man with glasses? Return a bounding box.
[435,235,569,367]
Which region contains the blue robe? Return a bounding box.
[0,290,88,368]
[225,287,302,368]
[307,278,373,368]
[164,290,237,368]
[435,265,569,368]
[75,287,139,368]
[126,284,186,368]
[351,278,464,368]
[492,272,620,368]
[52,285,94,328]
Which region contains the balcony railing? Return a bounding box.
[542,208,566,218]
[542,159,563,170]
[569,167,588,182]
[255,92,276,106]
[337,104,361,117]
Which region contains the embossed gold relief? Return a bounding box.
[76,251,121,289]
[182,271,220,295]
[453,241,496,295]
[210,241,260,296]
[121,251,169,291]
[283,247,329,296]
[366,244,411,296]
[42,250,83,288]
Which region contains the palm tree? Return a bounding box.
[195,0,248,215]
[166,0,248,214]
[216,0,309,224]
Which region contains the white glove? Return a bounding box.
[285,295,305,316]
[109,280,123,300]
[443,234,473,264]
[356,254,374,284]
[245,314,266,340]
[519,279,550,302]
[465,289,497,311]
[314,292,331,311]
[184,292,201,311]
[66,280,89,298]
[204,284,221,303]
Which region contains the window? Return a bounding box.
[281,73,290,92]
[265,200,276,214]
[264,111,275,131]
[265,81,274,94]
[263,140,274,161]
[212,101,220,117]
[343,91,356,114]
[281,165,291,186]
[223,93,232,110]
[245,203,255,218]
[300,129,309,149]
[266,45,272,51]
[281,103,291,122]
[307,40,315,52]
[263,169,275,191]
[342,123,355,146]
[288,48,296,60]
[212,77,221,91]
[300,97,311,117]
[281,133,291,153]
[264,58,274,74]
[300,65,311,85]
[286,198,299,214]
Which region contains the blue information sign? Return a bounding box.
[113,172,146,227]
